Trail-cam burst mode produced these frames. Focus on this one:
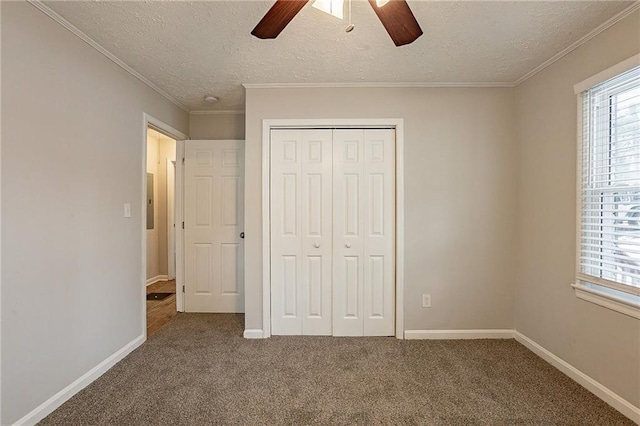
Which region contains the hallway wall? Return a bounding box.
[189,113,245,140]
[146,129,161,280]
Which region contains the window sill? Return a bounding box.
[572,283,640,320]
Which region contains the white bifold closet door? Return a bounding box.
[270,128,395,336]
[332,129,395,336]
[270,130,333,335]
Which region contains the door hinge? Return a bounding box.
[182,157,185,165]
[182,221,185,229]
[182,285,185,293]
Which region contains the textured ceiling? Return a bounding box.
[43,1,634,111]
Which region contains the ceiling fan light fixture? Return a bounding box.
[252,0,422,46]
[312,0,344,19]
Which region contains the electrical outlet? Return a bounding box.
[124,203,131,218]
[422,294,431,308]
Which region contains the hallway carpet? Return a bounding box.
[40,314,632,425]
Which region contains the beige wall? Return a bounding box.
[515,11,640,407]
[245,87,518,332]
[1,2,188,424]
[189,113,245,140]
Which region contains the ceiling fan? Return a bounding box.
[251,0,423,47]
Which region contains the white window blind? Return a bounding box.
[578,66,640,296]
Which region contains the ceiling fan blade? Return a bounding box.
[251,0,310,39]
[368,0,423,46]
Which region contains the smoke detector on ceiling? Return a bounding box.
[203,95,219,105]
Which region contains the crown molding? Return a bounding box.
[27,0,190,113]
[189,110,246,115]
[28,0,639,107]
[242,82,516,89]
[514,2,640,86]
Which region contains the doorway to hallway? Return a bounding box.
[143,116,186,338]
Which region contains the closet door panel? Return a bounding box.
[300,130,333,335]
[271,129,332,335]
[332,130,365,336]
[362,130,395,336]
[271,130,303,335]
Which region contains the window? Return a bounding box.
[575,61,640,317]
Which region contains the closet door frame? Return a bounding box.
[261,119,405,339]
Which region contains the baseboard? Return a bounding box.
[13,335,145,426]
[146,275,168,286]
[404,329,515,340]
[243,329,264,339]
[515,331,640,424]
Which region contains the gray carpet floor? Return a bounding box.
[40,314,633,425]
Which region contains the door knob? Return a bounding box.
[314,243,320,248]
[345,243,351,248]
[240,232,245,239]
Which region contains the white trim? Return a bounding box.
[141,117,149,340]
[145,116,188,142]
[262,120,271,338]
[261,118,406,128]
[13,335,145,426]
[146,275,169,286]
[515,3,640,86]
[404,329,515,340]
[577,274,640,297]
[395,124,405,339]
[0,2,3,418]
[26,0,640,110]
[261,118,405,339]
[243,82,514,89]
[175,141,185,312]
[189,110,246,115]
[166,158,176,280]
[27,1,189,113]
[515,331,640,424]
[575,93,583,295]
[243,329,264,339]
[571,283,640,320]
[574,53,640,94]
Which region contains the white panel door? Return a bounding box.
[333,129,395,336]
[271,129,333,335]
[362,130,395,336]
[184,140,244,312]
[332,130,365,336]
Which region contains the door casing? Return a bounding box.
[260,119,405,339]
[166,158,176,281]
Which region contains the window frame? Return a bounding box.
[573,54,640,319]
